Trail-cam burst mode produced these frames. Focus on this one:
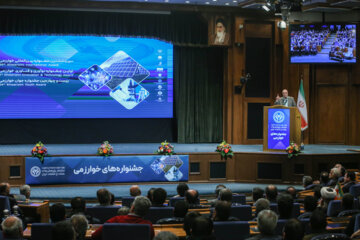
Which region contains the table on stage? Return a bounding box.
[19,201,50,223]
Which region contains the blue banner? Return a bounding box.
[268,108,290,150]
[25,155,188,185]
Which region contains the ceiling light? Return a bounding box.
[233,0,237,2]
[185,0,190,2]
[225,2,230,5]
[262,5,270,11]
[205,1,210,4]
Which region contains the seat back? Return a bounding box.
[354,213,360,232]
[122,197,135,207]
[169,197,184,207]
[0,196,10,218]
[350,184,360,198]
[230,205,252,221]
[310,233,349,240]
[31,223,54,240]
[232,194,246,205]
[299,218,311,234]
[144,207,174,223]
[86,206,121,223]
[213,221,250,240]
[270,203,278,214]
[327,200,342,217]
[274,219,287,235]
[102,223,151,240]
[292,203,300,217]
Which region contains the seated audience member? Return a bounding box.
[313,185,322,202]
[147,188,156,203]
[117,206,130,216]
[157,200,189,224]
[319,187,336,211]
[218,188,234,203]
[0,182,18,210]
[190,216,215,240]
[338,193,360,217]
[52,220,76,240]
[174,183,189,198]
[298,196,317,219]
[339,167,346,183]
[303,208,327,240]
[320,171,329,186]
[50,203,66,223]
[285,186,297,200]
[246,210,281,240]
[302,176,315,190]
[154,231,178,240]
[283,218,304,240]
[185,190,205,209]
[254,198,270,219]
[152,188,167,207]
[342,171,356,193]
[96,188,111,206]
[71,214,88,240]
[265,185,278,203]
[91,196,154,240]
[209,184,226,205]
[1,216,23,240]
[327,168,341,187]
[212,201,238,222]
[19,184,31,201]
[130,185,141,197]
[110,193,115,205]
[69,197,100,224]
[252,187,264,202]
[277,194,293,219]
[183,212,201,237]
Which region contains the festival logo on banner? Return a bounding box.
[268,108,290,150]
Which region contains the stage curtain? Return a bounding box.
[0,9,208,46]
[174,46,224,143]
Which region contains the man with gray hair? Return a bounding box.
[71,214,88,240]
[154,231,178,240]
[327,168,341,187]
[302,176,314,190]
[1,216,23,239]
[254,198,270,219]
[246,210,281,240]
[91,196,154,240]
[19,184,31,200]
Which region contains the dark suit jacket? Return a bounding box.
[274,96,296,107]
[342,181,356,193]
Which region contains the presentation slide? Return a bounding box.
[0,35,173,118]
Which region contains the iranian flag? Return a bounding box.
[297,79,308,131]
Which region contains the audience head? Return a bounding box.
[283,218,304,240]
[310,208,327,232]
[215,184,226,198]
[334,163,343,169]
[302,176,313,188]
[183,212,201,236]
[213,201,231,221]
[176,183,189,197]
[329,167,341,180]
[252,187,264,202]
[154,231,178,240]
[117,206,130,216]
[320,171,329,185]
[52,220,75,240]
[342,193,354,210]
[130,185,141,197]
[96,188,111,206]
[130,196,152,217]
[71,197,86,214]
[304,196,317,212]
[1,216,23,239]
[277,194,293,219]
[255,198,270,216]
[174,200,189,218]
[265,185,278,202]
[286,186,297,199]
[320,187,336,201]
[0,182,10,195]
[219,188,232,202]
[50,203,66,223]
[345,171,355,183]
[185,189,199,204]
[19,184,31,199]
[257,210,278,235]
[191,216,214,239]
[70,214,88,240]
[147,188,156,202]
[110,192,115,205]
[153,188,167,206]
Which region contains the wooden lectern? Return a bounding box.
[263,106,301,152]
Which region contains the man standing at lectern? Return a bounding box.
[274,89,296,107]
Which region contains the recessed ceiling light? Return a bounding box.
[164,0,169,2]
[205,1,210,4]
[233,0,237,2]
[185,0,190,3]
[213,0,217,2]
[225,2,229,5]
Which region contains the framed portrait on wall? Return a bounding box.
[209,15,231,46]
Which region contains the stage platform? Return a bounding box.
[1,143,360,156]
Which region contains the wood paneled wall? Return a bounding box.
[224,16,360,145]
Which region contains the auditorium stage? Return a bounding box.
[1,143,360,188]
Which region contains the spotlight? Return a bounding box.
[262,5,270,11]
[277,20,287,30]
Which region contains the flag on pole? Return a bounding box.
[297,78,308,131]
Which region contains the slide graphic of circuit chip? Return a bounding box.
[109,78,149,110]
[150,156,184,182]
[100,51,150,90]
[78,64,112,91]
